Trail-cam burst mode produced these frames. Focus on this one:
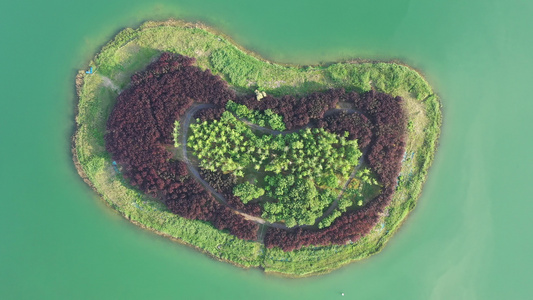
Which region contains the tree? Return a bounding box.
[105,53,258,241]
[107,53,408,250]
[321,174,339,188]
[233,182,265,203]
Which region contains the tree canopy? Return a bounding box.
[233,182,265,203]
[187,110,362,226]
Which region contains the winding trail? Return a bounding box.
[180,104,291,229]
[179,102,368,230]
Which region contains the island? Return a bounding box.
[73,20,441,277]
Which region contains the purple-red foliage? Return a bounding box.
[199,168,262,217]
[263,90,407,251]
[318,111,373,148]
[194,107,226,122]
[235,89,344,130]
[349,90,407,187]
[105,53,257,240]
[105,52,407,248]
[264,187,396,251]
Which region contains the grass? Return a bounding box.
[73,19,442,277]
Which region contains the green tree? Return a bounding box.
[233,182,265,203]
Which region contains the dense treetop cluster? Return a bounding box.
[264,91,407,251]
[226,100,286,131]
[188,112,361,226]
[233,182,265,204]
[105,53,407,251]
[235,88,344,130]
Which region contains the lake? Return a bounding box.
[1,0,532,299]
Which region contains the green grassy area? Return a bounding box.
[73,20,441,277]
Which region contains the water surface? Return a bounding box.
[1,0,532,299]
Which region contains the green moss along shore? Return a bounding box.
[73,20,441,277]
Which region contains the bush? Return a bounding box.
[105,53,257,240]
[106,52,408,250]
[233,182,265,204]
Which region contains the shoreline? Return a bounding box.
[71,118,255,271]
[72,19,442,277]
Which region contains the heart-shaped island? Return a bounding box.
[73,20,441,276]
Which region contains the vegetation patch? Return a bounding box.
[226,100,286,131]
[73,20,441,277]
[188,111,361,227]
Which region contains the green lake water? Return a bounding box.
[1,0,532,299]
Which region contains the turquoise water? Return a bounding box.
[1,0,532,298]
